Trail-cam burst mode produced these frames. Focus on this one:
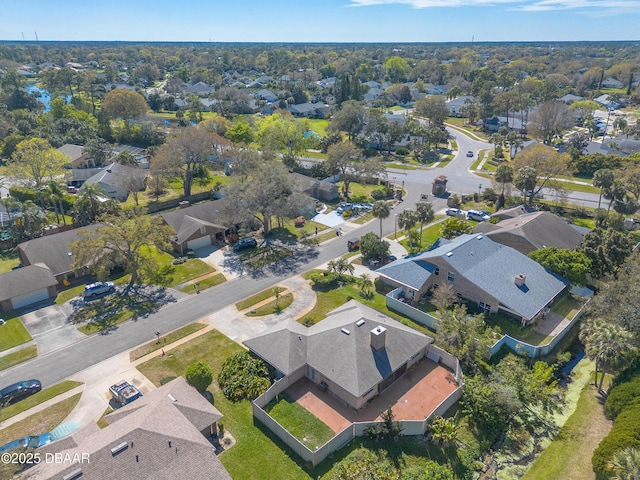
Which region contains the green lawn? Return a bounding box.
[178,273,226,293]
[0,312,33,352]
[0,345,37,371]
[399,219,447,252]
[129,323,207,361]
[485,314,549,345]
[55,285,86,305]
[265,394,335,450]
[0,380,82,423]
[551,293,585,319]
[236,286,286,311]
[136,330,314,480]
[0,249,20,273]
[139,246,215,287]
[306,119,330,137]
[246,293,294,316]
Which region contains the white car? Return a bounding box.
[84,281,116,298]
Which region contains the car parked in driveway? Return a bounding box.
[0,433,52,453]
[467,210,491,221]
[233,237,258,252]
[446,208,465,217]
[84,281,116,299]
[0,379,42,405]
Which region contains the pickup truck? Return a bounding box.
[109,381,142,406]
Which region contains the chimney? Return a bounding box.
[515,274,526,287]
[370,326,387,351]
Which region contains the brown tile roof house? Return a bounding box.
[28,377,231,480]
[0,263,57,311]
[159,201,227,253]
[17,225,100,283]
[473,211,584,255]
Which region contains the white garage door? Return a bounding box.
[12,288,50,310]
[187,235,212,251]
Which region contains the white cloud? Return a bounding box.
[348,0,640,11]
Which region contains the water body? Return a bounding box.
[26,84,52,111]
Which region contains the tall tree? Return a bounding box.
[415,201,435,248]
[83,137,112,167]
[495,164,514,196]
[328,100,366,142]
[415,96,449,126]
[371,200,390,238]
[593,168,615,214]
[101,88,148,122]
[528,100,572,145]
[71,209,173,293]
[325,141,384,201]
[513,144,570,202]
[7,138,68,188]
[578,228,634,279]
[397,209,419,252]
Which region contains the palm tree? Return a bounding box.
[608,447,640,480]
[371,200,391,238]
[495,164,514,196]
[415,201,434,249]
[593,168,615,216]
[79,183,108,220]
[46,181,66,225]
[580,318,637,392]
[397,209,419,253]
[356,273,373,298]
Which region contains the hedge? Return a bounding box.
[9,186,76,212]
[592,402,640,478]
[604,374,640,420]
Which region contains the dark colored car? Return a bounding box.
[0,434,53,453]
[0,379,42,404]
[233,237,258,252]
[466,151,474,157]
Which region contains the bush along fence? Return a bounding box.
[386,287,589,359]
[252,348,463,467]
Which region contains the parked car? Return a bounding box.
[109,381,143,406]
[466,151,474,157]
[347,237,360,251]
[467,210,491,221]
[0,379,42,404]
[0,433,52,453]
[445,208,461,216]
[84,281,116,299]
[233,237,258,252]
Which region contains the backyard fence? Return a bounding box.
[386,288,440,331]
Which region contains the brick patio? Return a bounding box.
[284,359,459,433]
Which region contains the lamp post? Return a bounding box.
[478,184,482,196]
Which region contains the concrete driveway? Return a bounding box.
[20,302,87,355]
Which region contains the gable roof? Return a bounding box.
[377,234,568,321]
[17,225,100,276]
[57,144,86,162]
[473,211,584,253]
[0,263,57,302]
[82,163,147,196]
[244,301,432,399]
[159,201,226,239]
[32,377,230,480]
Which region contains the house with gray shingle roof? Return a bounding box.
[473,211,584,255]
[159,201,227,254]
[0,263,58,311]
[244,300,437,410]
[30,377,231,480]
[80,163,147,201]
[377,234,568,324]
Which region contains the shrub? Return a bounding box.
[605,374,640,419]
[218,351,271,402]
[593,402,640,478]
[172,257,188,265]
[395,147,409,156]
[185,361,213,394]
[308,271,340,287]
[371,188,390,201]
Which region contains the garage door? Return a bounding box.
[12,288,50,310]
[187,235,212,251]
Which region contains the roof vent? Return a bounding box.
[68,251,73,256]
[63,468,83,480]
[167,394,177,402]
[341,328,351,335]
[446,252,453,257]
[356,319,365,327]
[476,234,483,240]
[111,441,129,456]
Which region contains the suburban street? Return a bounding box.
[0,127,597,390]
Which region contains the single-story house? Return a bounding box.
[159,201,227,253]
[473,211,584,255]
[602,77,624,89]
[30,377,231,480]
[287,103,331,119]
[289,172,339,202]
[58,144,95,169]
[0,263,57,311]
[80,163,148,201]
[446,95,475,117]
[245,300,438,411]
[254,89,277,102]
[560,94,585,105]
[376,233,569,324]
[17,224,100,284]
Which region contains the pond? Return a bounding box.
[26,84,52,111]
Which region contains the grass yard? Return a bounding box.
[0,312,33,352]
[485,314,549,345]
[236,287,286,311]
[265,394,335,450]
[129,323,207,361]
[242,244,293,269]
[136,330,313,480]
[178,273,226,293]
[336,180,383,202]
[246,293,294,316]
[139,246,215,287]
[306,119,330,137]
[55,284,86,305]
[73,293,159,335]
[522,381,612,480]
[0,393,81,445]
[551,293,585,319]
[0,249,20,273]
[0,380,82,423]
[398,217,446,252]
[0,345,37,371]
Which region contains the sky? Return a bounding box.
[1,0,639,43]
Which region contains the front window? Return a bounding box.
[447,271,455,282]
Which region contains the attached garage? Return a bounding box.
[0,263,58,312]
[187,235,212,251]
